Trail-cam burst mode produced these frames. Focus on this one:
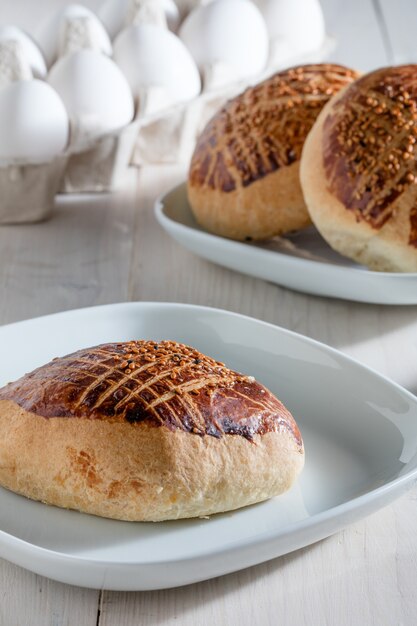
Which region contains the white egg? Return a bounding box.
[48,49,134,150]
[113,24,201,112]
[0,80,69,163]
[36,4,112,67]
[99,0,180,39]
[256,0,325,56]
[179,0,268,86]
[0,25,46,79]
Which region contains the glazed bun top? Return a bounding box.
[189,63,358,193]
[322,65,417,248]
[0,340,302,444]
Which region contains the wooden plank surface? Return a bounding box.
[0,178,137,325]
[99,500,417,626]
[0,0,417,624]
[0,564,99,626]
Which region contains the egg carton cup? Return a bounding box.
[132,35,336,166]
[0,157,68,224]
[59,121,139,193]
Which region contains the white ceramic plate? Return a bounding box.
[0,302,417,591]
[155,183,417,305]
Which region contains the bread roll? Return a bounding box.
[188,63,358,241]
[300,65,417,272]
[0,340,304,521]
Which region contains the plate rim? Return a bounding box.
[0,301,417,570]
[155,182,417,281]
[0,468,416,569]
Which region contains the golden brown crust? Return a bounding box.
[188,63,359,241]
[0,341,305,521]
[0,341,302,444]
[190,64,359,192]
[300,66,417,271]
[322,66,417,246]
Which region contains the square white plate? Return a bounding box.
[155,184,417,305]
[0,302,417,590]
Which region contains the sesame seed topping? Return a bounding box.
[190,64,358,193]
[323,65,417,242]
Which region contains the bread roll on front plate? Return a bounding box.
[300,65,417,272]
[188,63,359,241]
[0,340,304,521]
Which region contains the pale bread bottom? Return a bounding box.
[0,400,304,522]
[188,162,311,241]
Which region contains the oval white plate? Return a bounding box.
[0,302,417,590]
[155,183,417,305]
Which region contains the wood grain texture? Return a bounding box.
[0,0,417,624]
[98,494,417,626]
[0,561,99,626]
[0,174,137,325]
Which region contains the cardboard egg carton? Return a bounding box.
[60,33,335,194]
[0,2,336,204]
[0,40,68,223]
[0,20,133,202]
[29,0,332,195]
[59,120,139,193]
[0,157,67,224]
[52,0,335,192]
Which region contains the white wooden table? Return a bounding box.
[1,1,417,624]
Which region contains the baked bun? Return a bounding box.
[0,340,304,521]
[300,65,417,272]
[188,63,358,241]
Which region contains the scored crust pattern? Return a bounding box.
[189,64,358,193]
[0,341,302,443]
[323,65,417,247]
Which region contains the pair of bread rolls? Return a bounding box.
[188,63,417,272]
